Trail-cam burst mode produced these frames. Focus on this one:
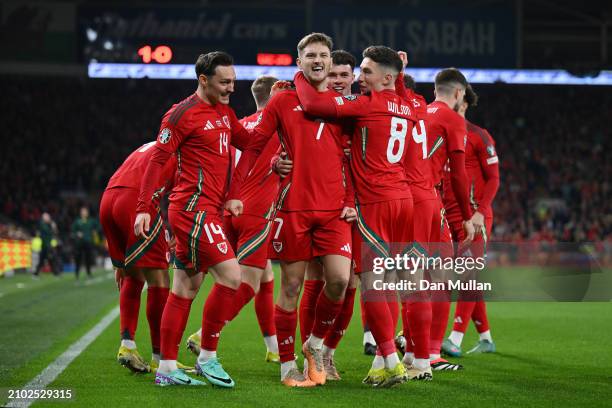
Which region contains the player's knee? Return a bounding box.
[281,279,302,301]
[173,285,197,299]
[325,275,349,299]
[219,275,241,290]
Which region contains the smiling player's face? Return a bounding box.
[328,64,354,96]
[297,42,331,86]
[203,65,236,105]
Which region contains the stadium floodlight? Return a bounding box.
[87,62,612,86]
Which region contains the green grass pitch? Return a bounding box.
[1,266,611,407]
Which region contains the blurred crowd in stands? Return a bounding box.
[0,77,609,247]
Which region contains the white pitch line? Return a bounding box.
[6,306,119,408]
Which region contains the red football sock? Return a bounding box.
[311,291,344,339]
[201,283,238,352]
[255,280,276,337]
[387,291,399,333]
[401,301,415,353]
[230,282,255,320]
[472,300,490,333]
[275,305,297,363]
[430,297,451,354]
[298,280,324,344]
[119,277,144,340]
[362,290,395,356]
[404,291,432,359]
[146,286,169,354]
[401,300,409,338]
[360,294,369,331]
[160,293,193,360]
[323,287,356,349]
[453,300,477,333]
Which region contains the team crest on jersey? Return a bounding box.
[222,115,230,128]
[217,242,228,254]
[487,145,496,156]
[158,128,172,144]
[343,94,357,101]
[273,241,283,252]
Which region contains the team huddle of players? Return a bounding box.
[99,31,500,389]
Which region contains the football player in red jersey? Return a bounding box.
[134,52,253,388]
[226,33,356,387]
[185,76,282,363]
[420,68,475,366]
[297,49,359,381]
[100,143,195,374]
[394,63,463,372]
[294,46,425,386]
[442,85,499,356]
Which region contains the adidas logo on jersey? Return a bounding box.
[210,332,220,338]
[341,243,351,254]
[280,336,294,346]
[454,316,463,324]
[293,105,303,111]
[204,121,214,130]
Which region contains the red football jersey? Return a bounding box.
[229,89,352,212]
[327,89,417,204]
[444,121,499,220]
[426,101,467,186]
[236,111,281,218]
[403,90,434,192]
[137,93,250,214]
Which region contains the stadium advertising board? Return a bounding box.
[78,4,514,67]
[312,6,516,68]
[78,5,306,64]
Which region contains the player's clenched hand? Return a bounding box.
[225,199,244,216]
[134,212,151,238]
[271,80,292,97]
[274,152,293,178]
[340,206,357,222]
[168,235,176,251]
[114,268,125,291]
[397,51,409,69]
[470,211,485,237]
[462,219,476,243]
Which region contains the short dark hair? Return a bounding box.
[362,46,403,74]
[195,51,234,77]
[297,32,333,56]
[331,50,356,70]
[464,84,479,107]
[251,76,279,107]
[403,74,416,91]
[434,68,468,94]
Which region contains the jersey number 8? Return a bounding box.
[387,117,408,163]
